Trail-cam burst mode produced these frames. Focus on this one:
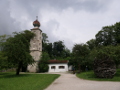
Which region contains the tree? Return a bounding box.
[42,33,49,44]
[114,22,120,44]
[3,30,35,75]
[45,43,53,58]
[0,51,8,70]
[71,43,90,72]
[95,26,115,46]
[87,39,96,50]
[38,52,50,72]
[0,35,11,70]
[42,33,49,52]
[95,22,120,47]
[111,45,120,67]
[86,48,98,70]
[0,35,10,51]
[93,46,116,78]
[63,48,71,59]
[52,40,65,58]
[42,33,71,60]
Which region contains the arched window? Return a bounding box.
[59,66,65,69]
[51,66,55,69]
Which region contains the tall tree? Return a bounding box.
[3,30,35,75]
[114,22,120,44]
[87,39,96,50]
[38,52,50,72]
[45,43,53,58]
[95,26,115,46]
[42,33,49,52]
[95,22,120,46]
[0,51,8,70]
[0,35,11,70]
[0,35,10,51]
[71,43,90,71]
[52,40,65,58]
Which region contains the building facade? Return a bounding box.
[48,60,68,72]
[27,18,42,72]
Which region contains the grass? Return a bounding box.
[0,72,60,90]
[76,69,120,81]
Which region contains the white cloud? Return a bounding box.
[1,0,120,50]
[39,1,120,50]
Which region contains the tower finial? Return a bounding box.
[33,16,40,27]
[36,16,38,20]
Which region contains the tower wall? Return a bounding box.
[27,27,42,72]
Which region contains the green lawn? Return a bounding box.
[76,69,120,81]
[0,72,60,90]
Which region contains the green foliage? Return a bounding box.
[95,22,120,46]
[39,63,49,72]
[43,43,53,58]
[114,22,120,44]
[69,21,120,72]
[2,30,35,75]
[0,51,8,70]
[86,48,98,69]
[87,39,96,50]
[71,43,90,71]
[42,33,49,44]
[42,33,71,60]
[112,45,120,67]
[0,35,11,70]
[52,40,65,58]
[40,52,50,62]
[85,22,120,70]
[52,47,71,60]
[42,33,50,53]
[0,72,60,90]
[87,45,120,69]
[38,52,50,72]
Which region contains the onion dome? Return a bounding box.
[33,19,40,27]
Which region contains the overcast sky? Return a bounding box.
[0,0,120,50]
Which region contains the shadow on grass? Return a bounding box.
[0,73,10,75]
[0,72,30,78]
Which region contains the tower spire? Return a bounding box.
[36,16,38,20]
[33,16,40,27]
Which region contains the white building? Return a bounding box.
[27,18,42,72]
[48,60,68,72]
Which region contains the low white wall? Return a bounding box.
[48,63,68,72]
[68,65,73,71]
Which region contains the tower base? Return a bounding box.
[27,62,39,73]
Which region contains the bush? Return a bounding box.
[93,46,116,78]
[38,52,50,72]
[39,61,49,72]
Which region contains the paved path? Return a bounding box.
[45,73,120,90]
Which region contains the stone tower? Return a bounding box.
[27,17,42,72]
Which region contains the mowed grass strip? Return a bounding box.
[0,72,60,90]
[76,69,120,81]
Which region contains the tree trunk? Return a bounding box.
[16,61,22,75]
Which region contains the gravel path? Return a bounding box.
[45,73,120,90]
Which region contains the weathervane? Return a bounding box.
[36,16,38,20]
